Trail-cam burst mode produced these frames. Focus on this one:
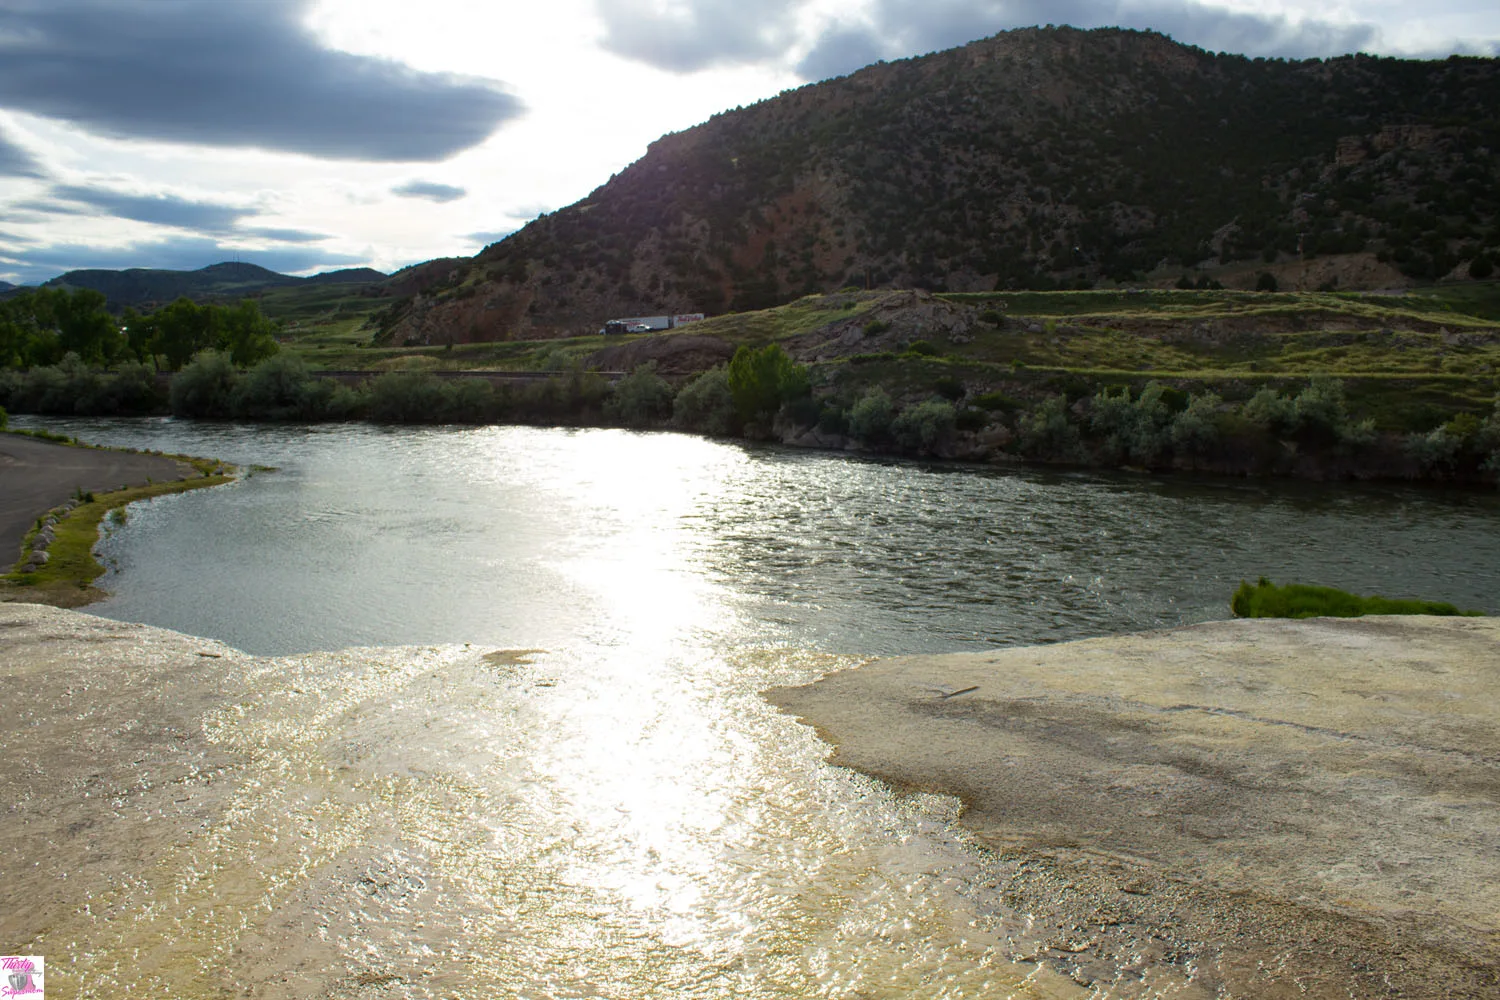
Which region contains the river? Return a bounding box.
[13,416,1500,998]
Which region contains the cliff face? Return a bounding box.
[381,27,1500,345]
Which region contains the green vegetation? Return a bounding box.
[603,363,674,427]
[6,284,1500,484]
[2,286,280,371]
[725,343,810,430]
[671,366,737,436]
[4,469,234,607]
[1230,577,1483,619]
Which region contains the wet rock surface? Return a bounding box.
[768,615,1500,998]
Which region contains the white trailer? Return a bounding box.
[599,313,706,335]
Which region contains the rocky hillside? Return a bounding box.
[381,26,1500,346]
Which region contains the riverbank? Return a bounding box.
[6,602,1494,997]
[0,431,233,605]
[768,615,1500,997]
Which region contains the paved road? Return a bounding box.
[0,434,195,568]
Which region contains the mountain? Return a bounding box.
[304,267,388,286]
[380,26,1500,346]
[40,261,387,309]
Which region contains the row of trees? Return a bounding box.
[5,341,1500,483]
[0,287,278,371]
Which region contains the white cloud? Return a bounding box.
[0,0,1494,284]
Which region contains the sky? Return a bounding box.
[0,0,1496,286]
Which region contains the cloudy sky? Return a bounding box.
[0,0,1496,286]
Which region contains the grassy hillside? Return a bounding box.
[284,284,1500,440]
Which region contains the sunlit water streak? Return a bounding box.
[15,416,1500,997]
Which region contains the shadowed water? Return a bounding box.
[13,417,1500,997]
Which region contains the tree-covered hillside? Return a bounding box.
[381,26,1500,346]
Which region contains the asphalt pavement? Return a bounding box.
[0,433,195,569]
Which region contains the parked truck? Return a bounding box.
[599,313,705,335]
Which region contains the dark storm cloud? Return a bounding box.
[49,184,252,231]
[795,1,1382,81]
[596,0,805,72]
[0,127,43,177]
[0,0,522,161]
[4,199,88,220]
[4,235,367,285]
[392,180,468,203]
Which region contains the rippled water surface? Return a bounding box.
[17,417,1500,998]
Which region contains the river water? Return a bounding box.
[15,417,1500,998]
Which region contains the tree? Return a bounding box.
[120,307,158,366]
[1255,272,1279,292]
[50,288,121,364]
[152,297,214,371]
[215,299,279,368]
[726,343,808,426]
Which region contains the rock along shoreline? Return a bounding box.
[767,614,1500,998]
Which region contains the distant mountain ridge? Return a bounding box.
[379,26,1500,345]
[34,261,387,309]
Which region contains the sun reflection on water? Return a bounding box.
[19,419,1477,995]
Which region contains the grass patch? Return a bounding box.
[3,472,234,607]
[1230,577,1484,619]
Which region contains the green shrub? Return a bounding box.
[605,362,674,428]
[1170,391,1223,458]
[932,375,965,401]
[1405,425,1462,473]
[862,319,891,337]
[233,352,315,420]
[1087,382,1172,465]
[0,403,6,429]
[973,390,1020,412]
[979,309,1004,325]
[1241,386,1296,435]
[367,371,449,422]
[672,366,737,436]
[891,399,957,453]
[443,378,497,422]
[1017,394,1081,459]
[848,388,895,445]
[727,344,809,427]
[779,393,821,429]
[1256,272,1279,292]
[956,407,988,431]
[905,339,939,357]
[169,350,237,418]
[1291,376,1350,443]
[817,405,849,435]
[1230,577,1481,619]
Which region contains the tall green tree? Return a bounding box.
[726,343,808,426]
[214,299,279,367]
[0,287,119,368]
[151,297,214,371]
[50,287,121,364]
